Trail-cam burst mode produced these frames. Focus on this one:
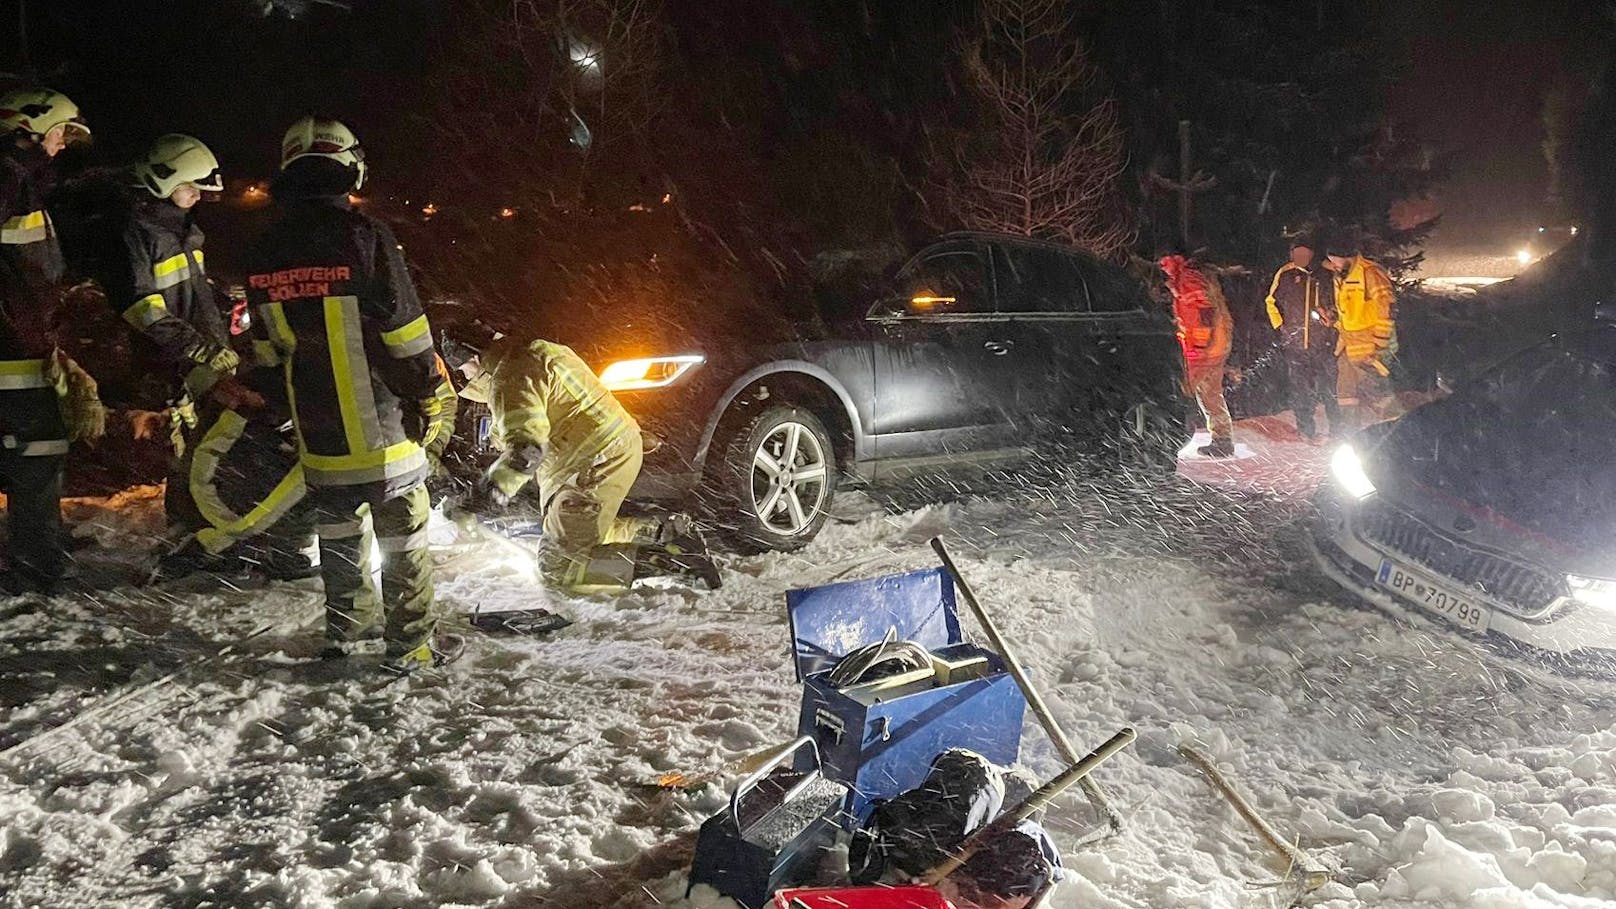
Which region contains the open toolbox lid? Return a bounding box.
[786,567,963,681]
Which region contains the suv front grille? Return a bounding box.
[1357,502,1564,614]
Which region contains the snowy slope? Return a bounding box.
[3,423,1615,909]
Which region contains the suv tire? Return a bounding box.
[705,405,837,553]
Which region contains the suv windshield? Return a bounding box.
[1387,339,1616,544]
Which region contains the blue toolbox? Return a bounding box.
[687,737,848,909]
[787,567,1028,826]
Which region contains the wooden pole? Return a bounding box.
[1178,119,1193,248]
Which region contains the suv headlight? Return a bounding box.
[598,355,704,391]
[1568,575,1616,610]
[1330,444,1376,499]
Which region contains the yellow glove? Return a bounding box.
[185,338,240,374]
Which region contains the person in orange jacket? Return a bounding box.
[1160,253,1234,458]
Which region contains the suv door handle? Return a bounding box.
[984,340,1013,356]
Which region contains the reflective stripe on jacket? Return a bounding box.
[1161,255,1232,363]
[0,358,68,456]
[480,338,639,488]
[244,195,444,494]
[0,145,64,295]
[1334,255,1395,335]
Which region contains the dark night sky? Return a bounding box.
[1389,0,1591,270]
[0,0,1598,274]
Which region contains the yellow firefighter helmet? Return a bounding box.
[0,87,89,143]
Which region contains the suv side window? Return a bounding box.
[1074,255,1148,312]
[994,245,1090,313]
[895,250,993,316]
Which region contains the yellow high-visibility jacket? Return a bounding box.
[1334,255,1395,335]
[468,338,639,495]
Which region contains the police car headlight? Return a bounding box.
[1330,444,1376,499]
[598,355,704,391]
[1568,575,1616,611]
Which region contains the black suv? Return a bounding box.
[569,232,1190,551]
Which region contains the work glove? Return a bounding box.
[403,393,444,444]
[45,350,106,444]
[483,444,545,507]
[185,338,240,374]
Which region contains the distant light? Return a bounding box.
[661,193,672,204]
[1516,248,1533,266]
[910,295,956,308]
[242,183,267,199]
[499,207,516,219]
[1572,225,1580,236]
[568,40,602,71]
[1538,226,1546,233]
[348,193,363,205]
[422,203,439,217]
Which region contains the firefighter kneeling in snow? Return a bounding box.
[440,328,719,591]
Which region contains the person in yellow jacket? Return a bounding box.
[441,329,719,590]
[1265,238,1341,440]
[1323,243,1395,425]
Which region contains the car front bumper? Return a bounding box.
[1309,486,1616,666]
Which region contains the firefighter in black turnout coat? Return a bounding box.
[244,117,451,672]
[0,88,95,593]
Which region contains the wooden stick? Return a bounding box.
[930,536,1125,834]
[1178,743,1331,893]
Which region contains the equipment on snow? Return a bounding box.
[930,537,1125,837]
[773,886,955,909]
[788,565,1026,826]
[380,633,465,675]
[847,749,1013,884]
[468,606,572,636]
[687,736,848,909]
[1177,742,1332,896]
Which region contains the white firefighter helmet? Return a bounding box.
[280,115,367,189]
[0,87,89,143]
[134,133,223,198]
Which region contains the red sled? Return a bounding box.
[773,886,956,909]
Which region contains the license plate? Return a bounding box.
[1377,559,1491,632]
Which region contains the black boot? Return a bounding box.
[1196,438,1236,459]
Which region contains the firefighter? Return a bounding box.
[1265,237,1341,440]
[1323,243,1396,428]
[440,329,720,591]
[244,116,452,672]
[1160,252,1234,458]
[111,134,262,538]
[0,88,100,593]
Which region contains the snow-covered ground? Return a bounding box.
[3,421,1616,908]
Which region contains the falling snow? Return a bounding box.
[2,421,1614,908]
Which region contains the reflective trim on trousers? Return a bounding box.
[0,210,47,244]
[380,314,433,359]
[323,295,385,453]
[0,359,49,390]
[317,517,367,539]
